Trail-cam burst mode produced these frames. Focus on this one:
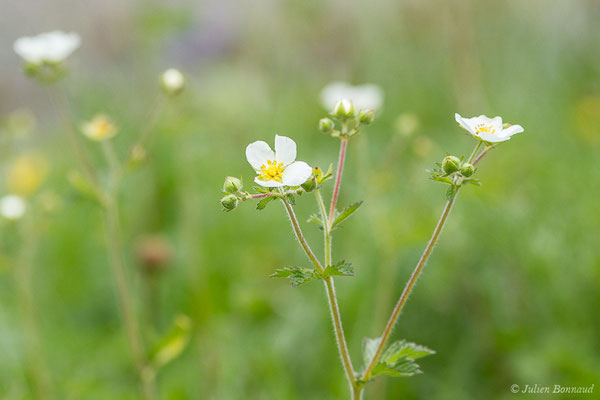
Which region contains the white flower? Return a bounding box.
[13,30,80,64]
[0,195,26,220]
[246,135,313,188]
[320,82,383,112]
[81,114,118,141]
[455,113,524,143]
[161,68,185,94]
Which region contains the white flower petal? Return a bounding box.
[478,132,510,143]
[281,161,312,187]
[274,135,296,166]
[13,31,80,64]
[455,113,476,135]
[501,124,524,138]
[489,116,503,133]
[321,82,383,111]
[254,177,285,188]
[246,141,275,171]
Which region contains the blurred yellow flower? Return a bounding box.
[81,114,118,141]
[6,153,49,196]
[574,95,600,144]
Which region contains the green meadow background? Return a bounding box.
[1,0,599,399]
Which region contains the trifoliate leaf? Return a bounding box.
[332,201,363,229]
[323,260,354,278]
[270,266,318,287]
[149,315,192,369]
[256,195,276,210]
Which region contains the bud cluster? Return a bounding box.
[220,176,243,211]
[319,98,374,138]
[429,153,480,193]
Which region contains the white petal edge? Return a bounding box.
[455,113,476,135]
[254,177,285,188]
[281,161,312,187]
[274,135,296,166]
[246,141,275,171]
[478,132,510,143]
[501,124,524,137]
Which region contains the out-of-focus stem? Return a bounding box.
[47,86,97,185]
[14,213,53,400]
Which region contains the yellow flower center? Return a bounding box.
[258,160,284,182]
[475,124,495,134]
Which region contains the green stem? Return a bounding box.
[361,195,457,382]
[282,195,357,394]
[328,137,349,228]
[361,141,490,383]
[14,213,53,399]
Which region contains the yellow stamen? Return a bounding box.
[475,124,495,134]
[258,160,284,182]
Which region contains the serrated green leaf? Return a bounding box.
[149,315,192,369]
[256,195,276,210]
[371,360,421,377]
[307,213,324,230]
[362,337,382,367]
[462,178,481,186]
[253,186,272,194]
[323,260,354,277]
[332,201,363,229]
[270,266,318,287]
[382,340,435,364]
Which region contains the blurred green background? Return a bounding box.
[1,0,600,399]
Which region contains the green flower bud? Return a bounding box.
[220,194,238,211]
[301,176,317,192]
[358,109,374,125]
[333,99,355,118]
[460,163,475,177]
[223,176,242,193]
[442,155,461,174]
[319,118,335,133]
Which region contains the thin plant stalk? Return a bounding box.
[281,196,357,395]
[14,213,53,400]
[328,136,348,227]
[358,141,489,388]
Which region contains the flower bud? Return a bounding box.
[301,176,317,192]
[358,109,374,125]
[223,176,242,193]
[81,115,118,141]
[319,118,335,133]
[135,234,173,273]
[332,99,355,118]
[442,155,461,174]
[161,68,185,96]
[220,194,238,211]
[460,163,475,177]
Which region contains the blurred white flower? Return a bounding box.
[13,30,81,65]
[455,113,524,143]
[246,135,312,188]
[320,82,383,112]
[81,114,118,141]
[161,68,185,95]
[0,195,26,220]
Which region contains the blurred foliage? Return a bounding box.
[1,0,600,399]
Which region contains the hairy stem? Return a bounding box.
[361,141,489,382]
[282,195,357,393]
[328,137,348,228]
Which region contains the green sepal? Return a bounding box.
[270,266,319,287]
[256,195,276,210]
[284,193,296,205]
[331,201,363,229]
[323,260,354,277]
[148,315,192,369]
